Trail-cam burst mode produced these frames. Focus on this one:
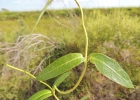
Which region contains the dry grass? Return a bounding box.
[1,34,57,79]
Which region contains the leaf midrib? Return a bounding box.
[34,90,51,100]
[39,55,83,79]
[91,57,130,85]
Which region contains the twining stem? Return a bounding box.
[52,90,60,100]
[5,64,52,91]
[5,64,60,99]
[54,0,88,94]
[75,0,89,59]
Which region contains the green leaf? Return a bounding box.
[37,53,85,81]
[53,71,71,87]
[37,94,52,100]
[28,89,52,100]
[90,53,134,88]
[80,94,90,100]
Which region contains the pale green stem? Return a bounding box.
[54,0,88,94]
[52,90,60,100]
[75,0,88,59]
[5,64,52,91]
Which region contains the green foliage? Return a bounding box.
[1,1,140,100]
[28,89,52,100]
[90,53,134,88]
[53,71,71,87]
[0,75,31,100]
[37,53,85,81]
[0,12,19,20]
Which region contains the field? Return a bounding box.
[0,8,140,99]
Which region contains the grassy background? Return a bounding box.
[0,8,140,100]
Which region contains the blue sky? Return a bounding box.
[0,0,140,11]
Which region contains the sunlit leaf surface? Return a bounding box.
[53,71,71,87]
[28,89,52,100]
[90,53,134,88]
[37,53,85,81]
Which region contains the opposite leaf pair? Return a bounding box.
[36,53,134,88]
[29,53,133,99]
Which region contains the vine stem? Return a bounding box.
[52,90,60,100]
[5,64,52,91]
[54,0,88,94]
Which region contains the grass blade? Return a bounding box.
[36,53,85,81]
[80,94,90,100]
[31,0,53,33]
[90,53,134,88]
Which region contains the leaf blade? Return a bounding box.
[90,53,134,88]
[37,53,85,81]
[28,89,52,100]
[53,71,71,87]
